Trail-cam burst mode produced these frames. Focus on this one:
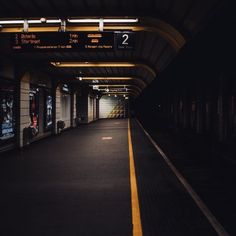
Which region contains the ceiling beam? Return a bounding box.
[91,84,142,92]
[71,76,147,90]
[89,84,142,95]
[103,91,138,98]
[0,17,186,51]
[51,61,157,81]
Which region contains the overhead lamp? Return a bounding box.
[0,18,137,25]
[104,92,130,94]
[0,20,24,24]
[78,77,133,81]
[90,84,130,87]
[46,19,61,23]
[68,19,100,23]
[28,20,42,24]
[93,85,99,90]
[104,18,138,23]
[67,18,138,23]
[51,62,136,68]
[40,18,47,23]
[76,76,83,81]
[0,19,61,25]
[51,62,156,78]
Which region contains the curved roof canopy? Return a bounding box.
[0,0,225,97]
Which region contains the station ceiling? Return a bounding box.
[0,0,226,97]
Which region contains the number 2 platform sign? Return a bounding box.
[115,31,135,50]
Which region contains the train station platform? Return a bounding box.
[0,119,224,236]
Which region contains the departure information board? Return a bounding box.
[12,31,135,52]
[12,32,115,51]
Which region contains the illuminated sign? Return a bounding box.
[44,93,53,131]
[12,31,135,51]
[115,32,135,50]
[62,84,70,93]
[0,93,15,141]
[29,87,39,135]
[12,32,114,51]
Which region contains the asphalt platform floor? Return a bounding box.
[0,119,220,236]
[137,116,236,236]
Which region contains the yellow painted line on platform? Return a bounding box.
[128,119,143,236]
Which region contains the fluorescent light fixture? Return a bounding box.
[0,20,24,24]
[79,77,133,81]
[0,19,61,24]
[28,20,42,24]
[68,18,138,23]
[0,18,137,25]
[104,92,130,94]
[51,62,136,68]
[89,84,130,87]
[104,18,138,23]
[51,62,156,78]
[68,19,100,23]
[46,19,61,23]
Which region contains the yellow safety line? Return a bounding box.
[128,118,143,236]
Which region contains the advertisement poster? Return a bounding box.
[0,86,15,141]
[29,88,39,134]
[45,93,53,130]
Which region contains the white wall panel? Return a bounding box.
[20,80,30,147]
[99,96,125,119]
[88,96,94,123]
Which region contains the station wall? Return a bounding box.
[99,96,127,119]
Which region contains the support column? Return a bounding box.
[19,72,30,147]
[55,86,62,134]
